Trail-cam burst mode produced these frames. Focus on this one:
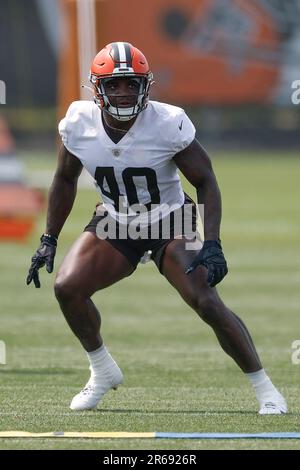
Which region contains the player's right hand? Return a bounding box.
[26,234,57,288]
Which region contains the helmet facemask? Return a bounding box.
[90,73,153,121]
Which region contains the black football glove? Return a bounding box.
[185,239,228,287]
[26,234,57,288]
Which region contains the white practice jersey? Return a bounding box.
[59,100,195,225]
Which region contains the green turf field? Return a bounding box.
[0,151,299,450]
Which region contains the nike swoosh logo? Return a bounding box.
[179,120,183,131]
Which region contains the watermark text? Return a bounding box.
[0,340,6,365]
[95,200,204,253]
[291,340,300,364]
[291,80,300,105]
[0,80,6,104]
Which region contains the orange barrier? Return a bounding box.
[0,185,44,241]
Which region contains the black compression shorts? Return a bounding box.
[83,194,199,273]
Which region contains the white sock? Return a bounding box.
[86,344,115,380]
[246,369,279,403]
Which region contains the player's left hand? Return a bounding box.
[185,239,228,287]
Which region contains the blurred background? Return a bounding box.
[1,0,300,150]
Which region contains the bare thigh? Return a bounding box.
[55,232,135,297]
[160,238,220,308]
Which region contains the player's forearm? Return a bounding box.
[45,174,78,238]
[196,176,222,241]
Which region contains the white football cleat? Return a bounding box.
[70,363,123,411]
[259,393,287,415]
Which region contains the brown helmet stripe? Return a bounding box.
[111,42,132,68]
[110,42,120,66]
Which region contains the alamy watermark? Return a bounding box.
[95,200,204,252]
[291,80,300,105]
[0,80,6,104]
[291,340,300,365]
[0,340,6,365]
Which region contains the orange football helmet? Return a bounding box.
[90,42,153,121]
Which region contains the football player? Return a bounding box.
[27,42,286,414]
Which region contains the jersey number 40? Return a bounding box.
[95,166,160,209]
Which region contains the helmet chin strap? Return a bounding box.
[102,112,133,133]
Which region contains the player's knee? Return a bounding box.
[54,276,77,304]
